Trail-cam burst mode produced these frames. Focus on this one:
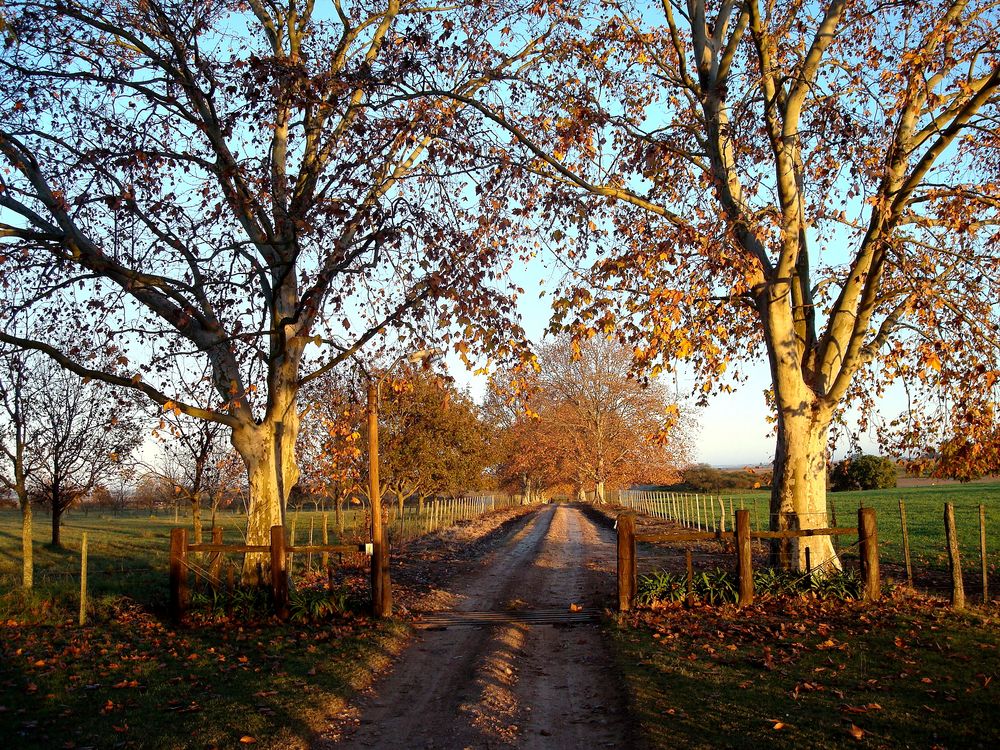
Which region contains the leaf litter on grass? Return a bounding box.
[612,590,999,749]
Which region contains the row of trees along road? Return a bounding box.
[486,336,692,503]
[296,365,494,531]
[2,1,999,575]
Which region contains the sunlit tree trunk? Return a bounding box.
[764,292,839,572]
[231,412,300,584]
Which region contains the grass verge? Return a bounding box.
[610,594,999,749]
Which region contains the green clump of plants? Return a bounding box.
[187,583,355,622]
[288,585,352,623]
[635,567,862,606]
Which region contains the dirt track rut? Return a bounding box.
[328,504,631,749]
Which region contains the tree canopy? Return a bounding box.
[0,0,539,575]
[463,0,1000,568]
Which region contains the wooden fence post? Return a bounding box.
[899,499,913,588]
[735,509,753,607]
[617,513,637,611]
[209,526,223,588]
[944,503,965,610]
[322,513,330,572]
[271,525,289,620]
[79,532,88,626]
[980,505,988,604]
[169,528,188,622]
[858,507,880,602]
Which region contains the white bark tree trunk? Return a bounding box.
[232,411,300,584]
[768,344,840,572]
[762,276,840,573]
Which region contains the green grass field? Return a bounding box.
[629,481,1000,593]
[824,482,1000,582]
[0,507,370,618]
[0,506,401,749]
[722,482,1000,575]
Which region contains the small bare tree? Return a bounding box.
[29,362,144,547]
[0,347,41,587]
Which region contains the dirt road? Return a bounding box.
[326,504,632,749]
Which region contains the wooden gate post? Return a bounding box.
[271,525,289,620]
[944,503,965,609]
[617,513,637,611]
[858,507,880,601]
[169,528,189,622]
[735,509,753,607]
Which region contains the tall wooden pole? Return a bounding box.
[168,527,188,622]
[270,525,289,619]
[945,503,965,609]
[899,499,913,588]
[79,532,88,626]
[368,381,392,617]
[980,504,989,604]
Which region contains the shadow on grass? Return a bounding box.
[611,597,999,749]
[1,603,406,750]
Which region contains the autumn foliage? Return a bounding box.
[487,335,692,501]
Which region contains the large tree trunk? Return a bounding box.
[761,278,840,573]
[232,413,300,584]
[595,480,606,504]
[769,368,840,573]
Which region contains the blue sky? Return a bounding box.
[443,252,889,468]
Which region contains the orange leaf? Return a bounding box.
[239,737,257,745]
[848,724,864,740]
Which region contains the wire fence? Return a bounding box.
[615,489,995,604]
[618,489,774,534]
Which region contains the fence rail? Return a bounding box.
[168,525,372,622]
[617,508,880,610]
